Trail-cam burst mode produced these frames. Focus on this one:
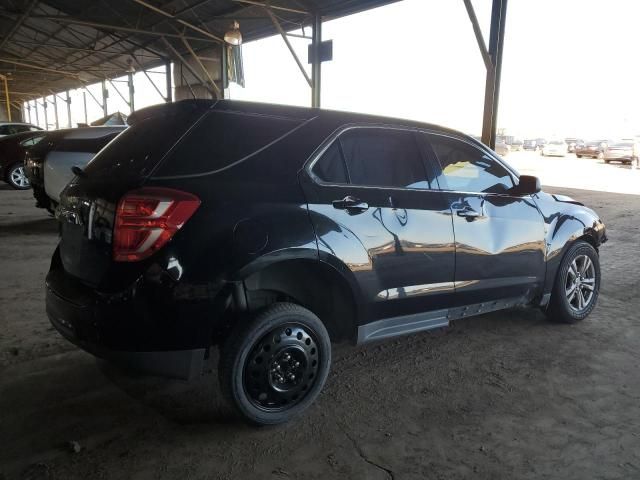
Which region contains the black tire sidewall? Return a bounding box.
[549,241,600,323]
[219,303,331,425]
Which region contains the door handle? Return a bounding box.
[332,195,369,214]
[453,205,482,221]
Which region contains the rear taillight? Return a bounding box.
[113,187,200,262]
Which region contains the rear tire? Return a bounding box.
[219,302,331,425]
[5,163,30,190]
[546,241,600,324]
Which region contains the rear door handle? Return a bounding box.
[332,195,369,214]
[456,208,481,218]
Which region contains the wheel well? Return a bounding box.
[577,233,598,251]
[241,260,358,343]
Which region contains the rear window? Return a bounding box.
[83,107,208,180]
[154,110,302,177]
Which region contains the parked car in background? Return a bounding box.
[0,122,43,137]
[574,140,607,158]
[603,140,639,165]
[494,140,510,156]
[25,126,126,213]
[510,139,523,151]
[541,140,568,157]
[0,130,47,189]
[535,138,548,151]
[47,100,606,425]
[564,138,582,153]
[523,139,538,151]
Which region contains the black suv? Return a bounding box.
[47,100,607,425]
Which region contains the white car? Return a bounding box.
[0,122,42,137]
[541,140,567,157]
[25,126,126,213]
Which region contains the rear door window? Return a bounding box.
[312,127,430,189]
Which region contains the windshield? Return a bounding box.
[19,135,46,147]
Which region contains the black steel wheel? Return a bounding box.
[546,240,600,323]
[219,302,331,425]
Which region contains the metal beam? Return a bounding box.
[131,0,224,43]
[37,16,220,43]
[264,8,312,88]
[101,80,108,117]
[311,14,322,108]
[52,91,59,129]
[107,79,130,107]
[0,58,80,78]
[82,91,88,124]
[66,90,72,127]
[0,0,38,53]
[232,0,309,15]
[0,75,11,120]
[481,0,508,149]
[180,37,221,96]
[128,73,135,112]
[161,37,218,98]
[165,59,173,102]
[462,0,492,70]
[42,97,48,130]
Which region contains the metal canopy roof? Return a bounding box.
[0,0,399,100]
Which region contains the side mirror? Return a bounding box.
[512,175,541,195]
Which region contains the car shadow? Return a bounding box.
[0,217,58,236]
[95,353,240,427]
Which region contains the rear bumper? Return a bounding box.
[47,285,205,380]
[45,258,217,380]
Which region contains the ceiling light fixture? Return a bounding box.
[224,21,242,46]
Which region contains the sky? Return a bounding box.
[228,0,640,139]
[24,0,640,140]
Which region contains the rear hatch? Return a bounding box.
[57,101,213,290]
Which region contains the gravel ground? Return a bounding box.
[1,178,639,480]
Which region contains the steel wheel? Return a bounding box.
[565,254,596,313]
[8,164,30,189]
[244,323,320,412]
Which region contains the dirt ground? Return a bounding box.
[1,174,639,480]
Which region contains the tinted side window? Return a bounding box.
[157,111,302,176]
[0,126,10,135]
[313,141,348,183]
[336,128,428,189]
[427,135,514,194]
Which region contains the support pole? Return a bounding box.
[34,99,39,126]
[128,72,135,112]
[1,75,10,121]
[66,90,72,127]
[83,91,88,124]
[481,0,508,149]
[101,79,108,117]
[52,92,59,129]
[43,98,48,130]
[311,14,322,108]
[25,102,31,123]
[165,59,172,102]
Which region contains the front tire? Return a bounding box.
[6,163,31,190]
[546,241,600,323]
[219,303,331,425]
